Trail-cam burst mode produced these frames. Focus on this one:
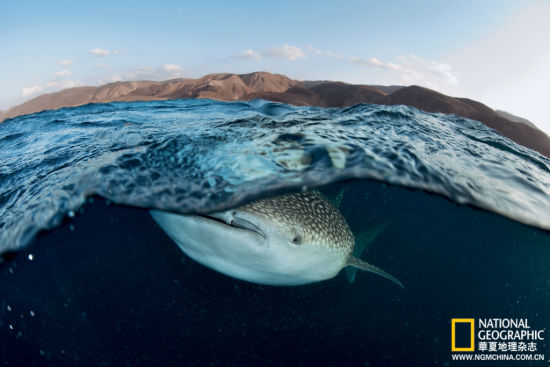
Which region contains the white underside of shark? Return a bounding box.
[150,211,343,285]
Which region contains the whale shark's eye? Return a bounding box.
[292,235,302,244]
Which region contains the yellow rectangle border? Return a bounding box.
[451,318,475,352]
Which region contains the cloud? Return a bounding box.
[310,45,458,92]
[307,46,339,58]
[54,70,71,76]
[59,59,73,66]
[137,64,183,79]
[352,54,458,90]
[391,55,458,87]
[163,64,183,75]
[44,80,81,89]
[350,57,387,68]
[310,45,401,71]
[232,45,306,61]
[263,45,306,60]
[95,64,185,85]
[90,48,110,57]
[106,74,123,82]
[23,57,29,62]
[22,79,82,100]
[234,49,262,60]
[22,85,43,98]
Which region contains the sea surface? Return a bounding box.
[0,99,549,366]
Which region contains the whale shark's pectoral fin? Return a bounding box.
[345,257,404,289]
[345,221,390,283]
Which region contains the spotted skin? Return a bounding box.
[240,191,354,255]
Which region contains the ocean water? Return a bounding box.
[0,99,549,366]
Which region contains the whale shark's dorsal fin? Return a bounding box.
[346,256,404,289]
[354,221,390,258]
[331,187,346,209]
[345,221,403,288]
[313,187,347,209]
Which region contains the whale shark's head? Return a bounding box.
[151,191,402,287]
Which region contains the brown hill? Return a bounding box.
[309,82,387,107]
[3,86,98,120]
[2,71,549,157]
[246,85,326,106]
[1,72,296,121]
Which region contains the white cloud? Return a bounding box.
[59,59,73,66]
[54,70,71,76]
[163,64,183,76]
[95,64,186,85]
[22,85,43,98]
[386,62,400,71]
[232,45,305,60]
[263,45,306,60]
[350,57,388,68]
[23,57,29,62]
[368,57,384,67]
[45,80,81,89]
[107,74,123,82]
[90,48,110,57]
[312,45,459,92]
[234,49,262,60]
[397,55,459,86]
[307,46,339,58]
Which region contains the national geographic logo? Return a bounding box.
[450,318,546,362]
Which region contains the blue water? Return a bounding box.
[1,99,549,366]
[1,99,549,253]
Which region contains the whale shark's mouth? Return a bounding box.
[198,214,266,239]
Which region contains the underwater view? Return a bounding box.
[1,99,549,366]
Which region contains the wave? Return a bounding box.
[1,99,549,253]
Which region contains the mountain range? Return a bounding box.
[1,71,548,157]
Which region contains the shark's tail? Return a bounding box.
[345,221,404,289]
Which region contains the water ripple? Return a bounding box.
[1,99,550,253]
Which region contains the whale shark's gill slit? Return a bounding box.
[198,214,266,238]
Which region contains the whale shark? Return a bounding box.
[150,191,403,288]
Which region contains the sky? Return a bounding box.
[1,0,549,134]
